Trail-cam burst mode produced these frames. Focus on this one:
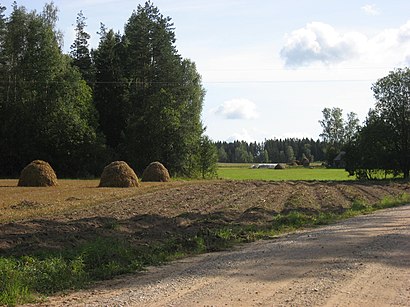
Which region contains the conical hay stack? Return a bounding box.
[18,160,58,187]
[99,161,139,187]
[275,163,286,170]
[142,161,170,182]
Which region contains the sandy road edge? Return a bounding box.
[30,205,410,307]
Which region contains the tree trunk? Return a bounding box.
[404,168,410,180]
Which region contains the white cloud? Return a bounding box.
[366,21,410,66]
[280,22,366,67]
[398,21,410,43]
[226,129,254,142]
[361,4,381,16]
[213,98,259,120]
[280,21,410,68]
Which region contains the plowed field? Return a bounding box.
[1,179,409,255]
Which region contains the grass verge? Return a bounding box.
[1,193,409,306]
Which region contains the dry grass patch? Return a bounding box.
[0,179,192,223]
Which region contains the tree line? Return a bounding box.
[1,2,408,180]
[216,139,326,164]
[344,68,410,180]
[0,2,217,178]
[318,68,410,180]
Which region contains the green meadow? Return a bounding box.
[217,164,353,181]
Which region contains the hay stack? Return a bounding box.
[99,161,139,187]
[275,163,286,170]
[302,157,310,167]
[142,161,170,182]
[18,160,58,187]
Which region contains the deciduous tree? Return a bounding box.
[0,3,105,177]
[372,68,410,179]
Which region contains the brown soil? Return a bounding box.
[40,205,410,307]
[1,179,410,306]
[1,179,409,257]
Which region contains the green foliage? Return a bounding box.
[0,2,212,178]
[319,107,360,165]
[0,258,31,306]
[372,68,410,179]
[70,11,93,85]
[22,256,87,294]
[0,3,106,177]
[344,113,400,179]
[345,67,410,180]
[92,2,205,177]
[198,135,218,178]
[216,139,326,164]
[0,255,87,306]
[78,238,140,280]
[93,27,128,151]
[319,107,345,145]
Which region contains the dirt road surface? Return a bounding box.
[35,205,410,307]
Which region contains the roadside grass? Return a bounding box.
[1,193,409,306]
[217,166,353,181]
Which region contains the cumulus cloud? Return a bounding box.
[213,98,259,120]
[280,22,366,67]
[398,21,410,43]
[361,4,381,16]
[227,129,254,142]
[367,21,410,66]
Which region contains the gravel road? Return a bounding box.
[37,205,410,306]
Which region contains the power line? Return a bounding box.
[0,78,375,85]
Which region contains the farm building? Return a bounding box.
[251,164,278,169]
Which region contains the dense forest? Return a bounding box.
[215,139,326,164]
[0,2,216,178]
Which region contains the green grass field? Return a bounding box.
[217,164,353,181]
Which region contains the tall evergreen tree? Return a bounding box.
[198,135,218,179]
[93,26,128,151]
[118,1,204,175]
[70,10,93,85]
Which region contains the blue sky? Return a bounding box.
[3,1,410,142]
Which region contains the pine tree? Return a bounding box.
[119,1,204,175]
[93,26,128,151]
[198,135,218,178]
[70,11,93,85]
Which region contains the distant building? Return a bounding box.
[333,151,346,168]
[250,163,278,169]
